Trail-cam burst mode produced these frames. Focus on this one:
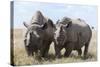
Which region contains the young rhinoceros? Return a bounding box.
[54,17,92,59]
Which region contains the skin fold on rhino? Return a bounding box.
[54,17,92,59]
[23,11,55,58]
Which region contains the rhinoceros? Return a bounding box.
[54,17,92,59]
[23,11,55,57]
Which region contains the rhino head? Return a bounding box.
[23,22,48,56]
[54,17,72,58]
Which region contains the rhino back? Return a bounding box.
[67,19,92,45]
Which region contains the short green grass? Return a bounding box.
[13,29,97,66]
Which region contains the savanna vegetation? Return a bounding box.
[13,28,97,66]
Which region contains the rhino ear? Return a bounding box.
[66,21,72,28]
[56,19,60,24]
[41,23,48,30]
[48,19,56,28]
[48,19,53,26]
[23,21,29,28]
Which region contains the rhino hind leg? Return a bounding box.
[83,42,89,59]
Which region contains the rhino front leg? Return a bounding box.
[55,45,62,58]
[40,46,45,57]
[44,43,51,58]
[64,42,73,57]
[64,48,72,57]
[77,49,82,56]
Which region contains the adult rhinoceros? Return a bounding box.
[23,11,55,58]
[54,17,92,59]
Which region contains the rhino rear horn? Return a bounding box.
[23,22,29,28]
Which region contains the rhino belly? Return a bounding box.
[73,42,85,50]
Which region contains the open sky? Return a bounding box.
[14,1,97,29]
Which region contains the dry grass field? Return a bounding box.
[12,28,97,66]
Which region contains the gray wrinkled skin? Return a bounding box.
[54,17,92,59]
[23,11,55,58]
